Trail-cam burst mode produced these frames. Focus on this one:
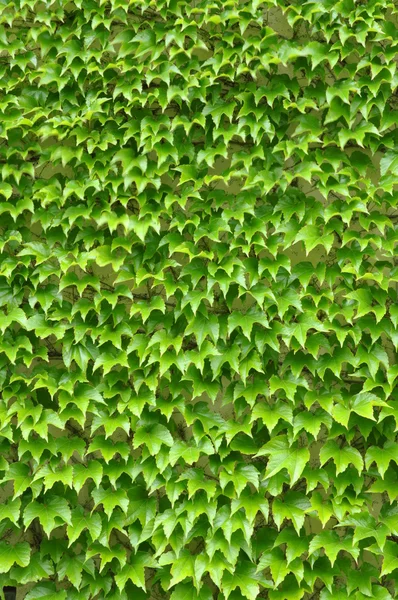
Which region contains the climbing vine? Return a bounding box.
[0,0,398,599]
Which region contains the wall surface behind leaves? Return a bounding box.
[0,1,398,599]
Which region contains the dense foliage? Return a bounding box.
[0,0,398,598]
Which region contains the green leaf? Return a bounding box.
[333,392,387,428]
[0,542,30,573]
[338,513,389,549]
[320,441,363,475]
[73,461,103,494]
[367,467,398,502]
[25,584,67,600]
[367,541,398,576]
[256,548,290,587]
[67,506,102,545]
[11,552,54,584]
[86,542,126,572]
[115,552,156,590]
[91,486,129,518]
[256,436,310,485]
[133,423,174,454]
[272,492,311,534]
[0,4,396,596]
[228,308,269,339]
[23,496,72,536]
[231,490,269,525]
[168,550,195,587]
[2,463,32,498]
[221,560,272,600]
[309,492,333,527]
[251,400,293,433]
[273,527,308,565]
[0,497,21,525]
[294,225,334,255]
[365,441,398,478]
[309,531,360,566]
[220,463,259,497]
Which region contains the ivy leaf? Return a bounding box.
[221,560,272,600]
[0,1,397,595]
[367,467,398,502]
[228,308,269,340]
[2,462,32,498]
[338,514,389,549]
[292,409,331,439]
[256,436,310,485]
[367,541,398,576]
[256,548,290,587]
[25,584,67,600]
[86,543,126,572]
[333,392,387,428]
[268,373,307,402]
[231,490,269,525]
[380,150,398,177]
[309,492,333,527]
[220,463,259,497]
[251,400,293,433]
[273,527,308,565]
[91,486,129,518]
[294,225,334,255]
[0,497,21,525]
[309,531,360,566]
[320,441,363,475]
[133,423,174,454]
[168,550,196,587]
[0,542,30,573]
[272,492,311,534]
[320,588,355,600]
[365,441,398,478]
[185,311,219,348]
[11,552,54,584]
[57,553,86,588]
[67,507,102,546]
[73,461,103,494]
[92,349,129,375]
[23,496,72,536]
[115,552,156,590]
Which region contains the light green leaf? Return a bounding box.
[115,552,156,590]
[309,531,359,566]
[91,486,129,518]
[23,496,72,536]
[256,436,309,485]
[133,423,174,454]
[0,542,30,573]
[67,506,102,545]
[272,492,311,534]
[320,441,363,475]
[365,441,398,478]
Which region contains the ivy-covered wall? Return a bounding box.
[0,0,398,599]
